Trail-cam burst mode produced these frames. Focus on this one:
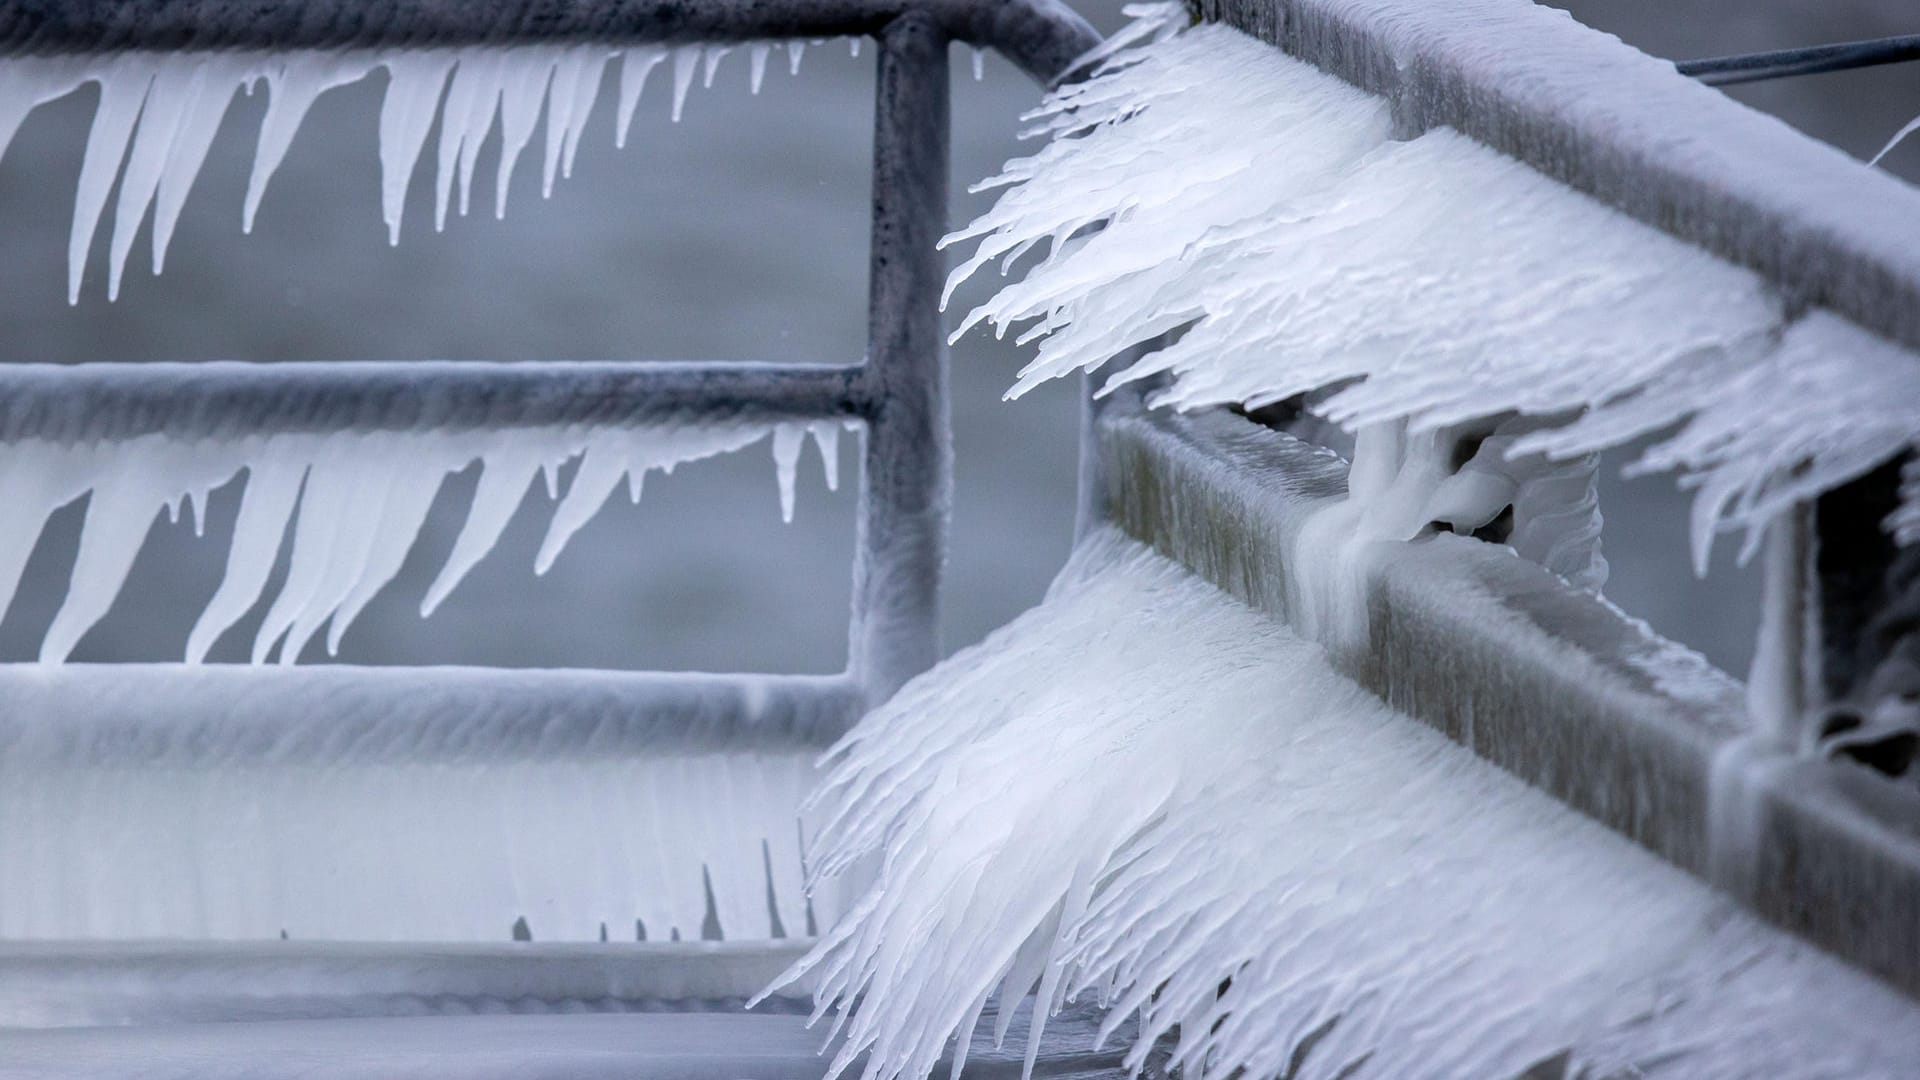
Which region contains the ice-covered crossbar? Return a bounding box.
[775,527,1920,1080]
[947,11,1920,574]
[0,361,854,663]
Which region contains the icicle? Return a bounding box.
[151,56,250,274]
[494,50,553,217]
[186,456,306,664]
[972,47,986,81]
[788,41,806,77]
[377,52,455,245]
[560,48,609,180]
[106,60,200,300]
[670,45,701,123]
[749,44,770,95]
[772,424,805,524]
[434,50,506,227]
[807,420,842,492]
[251,450,357,663]
[70,56,155,304]
[419,449,541,617]
[849,38,862,59]
[616,46,666,149]
[701,46,731,89]
[245,53,373,234]
[535,440,630,575]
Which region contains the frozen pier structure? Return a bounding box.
[1,0,1919,1077]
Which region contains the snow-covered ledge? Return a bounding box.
[1094,386,1920,998]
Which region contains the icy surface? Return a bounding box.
[770,528,1920,1080]
[946,15,1920,564]
[0,749,827,943]
[0,420,844,663]
[0,40,823,300]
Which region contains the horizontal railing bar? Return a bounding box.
[0,665,861,765]
[0,0,1103,85]
[1095,387,1920,998]
[0,940,814,1027]
[0,360,868,442]
[1195,0,1920,355]
[1679,33,1920,86]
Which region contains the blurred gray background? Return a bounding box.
[0,0,1912,677]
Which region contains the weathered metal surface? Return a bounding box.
[0,361,867,441]
[848,11,950,706]
[0,0,1102,85]
[1095,388,1920,997]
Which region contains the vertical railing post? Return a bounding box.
[849,11,951,706]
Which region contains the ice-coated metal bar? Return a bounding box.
[1192,0,1920,354]
[0,665,861,765]
[1094,387,1920,998]
[0,0,1102,85]
[1679,34,1920,86]
[0,360,867,443]
[848,12,950,706]
[0,940,813,1027]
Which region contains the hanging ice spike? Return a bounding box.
[0,419,849,664]
[0,38,841,301]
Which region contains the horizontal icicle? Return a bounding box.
[768,527,1920,1080]
[945,9,1920,567]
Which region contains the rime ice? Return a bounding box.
[772,529,1920,1080]
[945,15,1920,568]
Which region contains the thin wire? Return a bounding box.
[1678,34,1920,86]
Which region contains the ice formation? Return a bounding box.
[945,12,1920,569]
[0,414,849,663]
[0,748,829,942]
[767,529,1920,1080]
[0,38,828,301]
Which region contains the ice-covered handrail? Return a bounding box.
[947,13,1920,572]
[0,360,868,441]
[0,0,1100,88]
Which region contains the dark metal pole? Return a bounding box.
[0,0,1100,87]
[849,10,949,705]
[1679,34,1920,86]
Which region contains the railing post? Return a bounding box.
[850,10,951,706]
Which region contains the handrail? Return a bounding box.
[0,0,1102,85]
[1680,33,1920,86]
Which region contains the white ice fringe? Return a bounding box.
[0,39,819,302]
[0,417,848,663]
[944,18,1920,566]
[2,749,826,943]
[766,528,1920,1080]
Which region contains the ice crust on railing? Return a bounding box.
[946,15,1920,568]
[0,746,828,943]
[0,418,847,663]
[768,529,1920,1080]
[0,38,830,302]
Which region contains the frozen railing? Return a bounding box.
[1061,0,1920,997]
[0,0,1099,1026]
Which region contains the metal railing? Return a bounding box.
[0,0,1101,733]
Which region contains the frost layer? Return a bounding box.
[0,40,820,301]
[0,419,846,663]
[769,528,1920,1080]
[947,15,1920,567]
[0,749,827,942]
